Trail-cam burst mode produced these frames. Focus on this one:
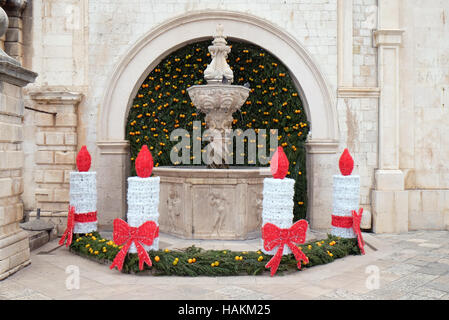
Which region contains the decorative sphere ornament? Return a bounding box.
[76,146,91,172]
[135,145,154,178]
[270,146,289,179]
[339,148,354,176]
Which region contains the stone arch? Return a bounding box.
[96,10,339,230]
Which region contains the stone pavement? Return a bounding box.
[0,230,448,300]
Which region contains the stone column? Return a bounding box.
[0,6,37,280]
[372,0,408,233]
[337,0,353,88]
[27,91,82,235]
[2,0,27,65]
[96,141,129,230]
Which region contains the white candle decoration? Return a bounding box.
[331,175,359,238]
[261,177,295,255]
[70,171,97,234]
[127,175,160,252]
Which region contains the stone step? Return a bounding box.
[24,229,58,251]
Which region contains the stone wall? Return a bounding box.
[86,0,339,157]
[17,0,449,232]
[0,3,37,278]
[399,0,449,230]
[26,91,82,234]
[0,81,29,279]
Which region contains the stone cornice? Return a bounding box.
[97,140,130,155]
[305,140,339,154]
[28,91,83,105]
[373,29,405,47]
[0,59,37,86]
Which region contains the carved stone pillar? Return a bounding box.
[372,0,408,233]
[0,6,37,280]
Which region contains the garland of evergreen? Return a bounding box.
[126,40,310,221]
[70,232,361,276]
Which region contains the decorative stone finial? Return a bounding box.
[204,24,234,84]
[0,6,20,66]
[0,6,9,38]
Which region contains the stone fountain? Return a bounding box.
[187,24,250,168]
[152,25,270,240]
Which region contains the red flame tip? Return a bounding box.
[270,146,289,179]
[135,145,154,178]
[76,146,91,172]
[339,148,354,176]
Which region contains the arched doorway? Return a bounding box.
[96,10,339,231]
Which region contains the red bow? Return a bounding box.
[59,205,75,247]
[352,208,365,255]
[262,220,309,277]
[110,219,159,272]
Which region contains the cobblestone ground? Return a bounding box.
[0,230,448,300]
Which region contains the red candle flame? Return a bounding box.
[270,146,289,179]
[135,145,154,178]
[339,148,354,176]
[76,146,91,172]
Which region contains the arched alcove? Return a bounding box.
[96,10,339,230]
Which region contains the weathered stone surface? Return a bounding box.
[155,167,269,239]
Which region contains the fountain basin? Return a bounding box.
[153,166,270,240]
[187,84,250,115]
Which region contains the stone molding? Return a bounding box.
[27,91,83,105]
[305,140,339,154]
[98,9,338,144]
[0,60,37,86]
[373,29,404,47]
[97,140,130,155]
[337,87,381,98]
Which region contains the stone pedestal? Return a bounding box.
[0,5,37,280]
[372,170,408,233]
[154,167,270,240]
[96,140,129,230]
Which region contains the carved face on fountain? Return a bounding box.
[187,25,250,168]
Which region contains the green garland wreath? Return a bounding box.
[126,40,310,221]
[70,232,360,276]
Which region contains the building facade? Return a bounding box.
[1,0,448,239]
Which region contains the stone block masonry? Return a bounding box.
[0,2,37,279]
[27,91,82,235]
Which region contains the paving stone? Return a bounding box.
[425,275,449,293]
[214,286,272,300]
[404,258,431,267]
[417,263,449,276]
[384,263,422,276]
[321,288,364,300]
[414,287,447,299]
[384,273,438,293]
[406,239,428,243]
[367,287,404,300]
[398,293,430,300]
[2,230,449,300]
[418,243,442,249]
